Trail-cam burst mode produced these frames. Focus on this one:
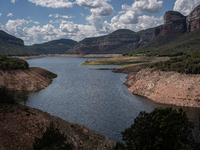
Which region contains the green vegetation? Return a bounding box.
[33,122,73,150]
[114,107,199,150]
[126,28,200,57]
[29,39,77,54]
[82,56,169,67]
[149,52,200,74]
[0,54,29,70]
[0,86,15,104]
[0,30,37,56]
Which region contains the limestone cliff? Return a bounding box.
[0,104,115,150]
[153,5,200,38]
[125,68,200,107]
[0,67,56,92]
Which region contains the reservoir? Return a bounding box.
[26,57,200,141]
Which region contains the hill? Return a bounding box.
[68,28,154,55]
[29,39,77,54]
[0,30,37,56]
[125,5,200,57]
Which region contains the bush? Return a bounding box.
[33,122,73,150]
[114,107,197,150]
[0,86,15,104]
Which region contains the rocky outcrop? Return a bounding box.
[153,5,200,37]
[186,5,200,31]
[125,68,200,107]
[153,11,186,37]
[0,67,56,92]
[0,104,115,150]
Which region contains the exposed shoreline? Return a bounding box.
[114,66,200,108]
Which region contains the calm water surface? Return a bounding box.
[26,57,200,141]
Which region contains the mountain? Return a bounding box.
[29,39,77,54]
[68,28,154,55]
[126,5,200,57]
[0,30,37,56]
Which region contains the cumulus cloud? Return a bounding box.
[7,13,13,17]
[0,13,2,17]
[60,21,79,33]
[49,14,74,19]
[11,0,18,3]
[76,0,105,8]
[173,0,200,16]
[119,11,138,24]
[86,15,102,30]
[90,2,114,17]
[122,0,163,13]
[28,0,74,8]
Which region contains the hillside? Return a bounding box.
[68,28,154,54]
[126,5,200,57]
[0,30,37,56]
[29,39,77,54]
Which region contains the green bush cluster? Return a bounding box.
[149,52,200,74]
[0,54,29,70]
[114,107,199,150]
[33,122,73,150]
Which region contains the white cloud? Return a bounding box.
[7,13,13,17]
[0,13,2,17]
[11,0,18,3]
[49,14,74,19]
[86,15,102,30]
[76,0,105,8]
[90,2,114,17]
[60,21,79,33]
[28,0,74,8]
[122,0,163,13]
[119,11,138,24]
[173,0,200,16]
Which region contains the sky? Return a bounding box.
[0,0,200,45]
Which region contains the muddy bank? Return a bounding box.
[0,67,56,92]
[114,66,200,107]
[0,104,115,150]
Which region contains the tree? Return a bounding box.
[115,107,196,150]
[33,122,73,150]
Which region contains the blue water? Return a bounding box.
[25,57,200,141]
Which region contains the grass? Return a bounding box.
[82,56,169,67]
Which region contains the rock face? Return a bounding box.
[69,29,153,54]
[153,11,186,37]
[0,67,55,92]
[153,5,200,37]
[187,5,200,31]
[0,104,115,150]
[125,68,200,107]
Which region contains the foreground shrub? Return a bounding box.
[33,122,73,150]
[114,107,197,150]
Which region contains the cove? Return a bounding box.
[26,57,200,142]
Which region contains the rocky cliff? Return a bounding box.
[153,5,200,37]
[69,29,153,54]
[0,67,56,92]
[0,104,115,150]
[124,68,200,107]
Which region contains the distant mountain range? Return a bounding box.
[1,5,200,56]
[28,39,77,54]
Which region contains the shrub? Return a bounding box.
[33,122,73,150]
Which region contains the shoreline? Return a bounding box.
[114,66,200,108]
[13,54,122,60]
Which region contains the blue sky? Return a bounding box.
[0,0,200,45]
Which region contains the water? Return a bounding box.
[26,57,200,141]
